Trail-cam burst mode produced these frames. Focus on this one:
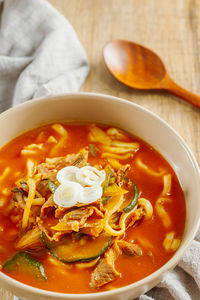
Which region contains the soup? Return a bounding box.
[0,123,185,293]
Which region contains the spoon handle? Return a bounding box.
[163,76,200,109]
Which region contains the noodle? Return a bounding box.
[22,178,36,229]
[50,124,68,156]
[107,158,122,170]
[163,232,175,251]
[26,159,35,178]
[136,158,164,176]
[138,198,153,219]
[106,128,126,139]
[111,141,139,149]
[0,167,10,182]
[24,144,43,150]
[162,174,172,195]
[102,152,132,160]
[155,198,171,228]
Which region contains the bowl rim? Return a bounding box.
[0,92,200,299]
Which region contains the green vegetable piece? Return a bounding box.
[123,179,139,213]
[103,168,111,193]
[48,180,57,193]
[3,251,47,280]
[41,232,113,263]
[73,232,85,240]
[89,144,97,157]
[102,196,112,204]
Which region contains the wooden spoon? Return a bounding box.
[104,40,200,109]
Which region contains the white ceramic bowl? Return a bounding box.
[0,93,199,300]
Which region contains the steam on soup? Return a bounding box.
[0,123,185,293]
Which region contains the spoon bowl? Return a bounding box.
[104,40,200,108]
[104,40,166,89]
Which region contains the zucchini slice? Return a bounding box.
[3,251,47,280]
[41,232,113,263]
[103,166,112,193]
[123,179,139,213]
[47,180,57,193]
[102,196,112,204]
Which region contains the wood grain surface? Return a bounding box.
[1,0,200,299]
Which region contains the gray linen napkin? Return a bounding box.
[0,0,89,111]
[138,228,200,300]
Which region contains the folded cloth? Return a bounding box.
[140,227,200,300]
[0,0,89,112]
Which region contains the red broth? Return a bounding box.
[0,123,185,293]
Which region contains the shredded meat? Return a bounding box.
[80,219,104,237]
[117,240,143,256]
[65,207,93,221]
[56,206,104,235]
[108,211,121,229]
[55,206,104,234]
[12,188,26,209]
[55,206,70,218]
[12,181,31,209]
[18,181,29,194]
[54,201,97,218]
[64,206,104,222]
[40,195,57,217]
[38,221,66,242]
[37,149,88,181]
[39,206,104,241]
[70,149,88,167]
[36,179,51,199]
[90,245,120,288]
[89,144,97,157]
[15,226,44,250]
[90,259,118,289]
[117,164,130,187]
[127,207,146,229]
[95,198,106,213]
[37,166,57,181]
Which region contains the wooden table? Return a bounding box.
[1,0,200,299]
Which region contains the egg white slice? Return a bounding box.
[76,166,105,187]
[57,166,79,184]
[80,185,103,204]
[53,181,83,208]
